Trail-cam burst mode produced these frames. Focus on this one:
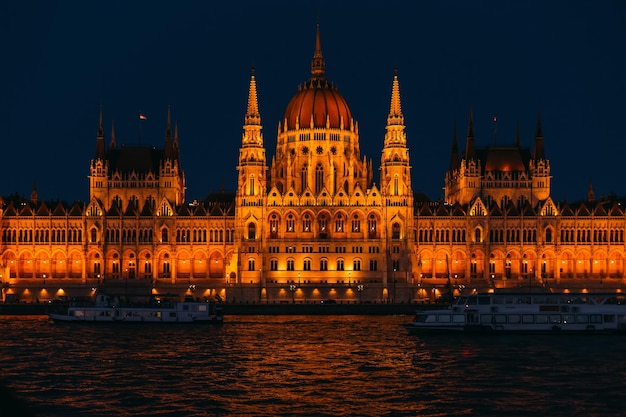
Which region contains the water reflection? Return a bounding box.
[0,315,625,416]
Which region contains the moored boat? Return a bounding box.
[49,292,223,324]
[404,291,626,333]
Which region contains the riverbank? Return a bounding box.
[0,302,433,316]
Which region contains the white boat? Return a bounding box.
[49,293,223,324]
[405,291,626,333]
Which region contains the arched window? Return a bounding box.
[161,228,169,243]
[249,175,255,196]
[393,175,399,195]
[545,228,552,243]
[475,228,482,243]
[248,223,256,240]
[248,258,255,271]
[315,164,324,193]
[90,228,97,243]
[392,223,401,239]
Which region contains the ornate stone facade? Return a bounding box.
[1,26,624,303]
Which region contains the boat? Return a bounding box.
[49,292,223,324]
[404,291,626,333]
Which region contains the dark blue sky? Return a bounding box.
[2,1,625,203]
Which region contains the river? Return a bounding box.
[1,315,625,416]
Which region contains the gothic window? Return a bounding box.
[318,214,328,238]
[475,228,482,243]
[93,261,101,274]
[286,215,295,232]
[248,259,255,271]
[270,259,278,271]
[330,146,337,155]
[337,259,344,271]
[287,259,295,271]
[368,216,377,238]
[353,259,361,271]
[144,261,152,274]
[352,215,361,232]
[270,215,279,238]
[315,164,324,193]
[303,259,311,271]
[320,259,328,271]
[369,259,378,271]
[316,146,323,154]
[392,223,401,239]
[302,214,311,232]
[248,223,256,240]
[335,214,344,232]
[302,146,309,155]
[393,175,399,195]
[546,228,553,243]
[90,228,97,243]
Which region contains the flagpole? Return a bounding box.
[138,112,142,145]
[493,115,497,145]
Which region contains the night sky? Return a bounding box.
[2,1,625,204]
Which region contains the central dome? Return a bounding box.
[283,79,353,130]
[282,24,353,131]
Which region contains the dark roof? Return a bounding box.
[106,145,164,174]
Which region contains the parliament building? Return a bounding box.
[2,27,625,304]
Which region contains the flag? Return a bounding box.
[493,115,497,123]
[139,113,147,120]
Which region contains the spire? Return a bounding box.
[449,123,459,171]
[533,108,545,160]
[165,106,175,159]
[383,70,407,148]
[387,69,404,126]
[311,23,325,79]
[174,121,180,154]
[245,68,261,126]
[109,121,116,149]
[465,108,476,160]
[96,106,106,159]
[587,180,595,203]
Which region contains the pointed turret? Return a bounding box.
[164,106,175,159]
[383,70,407,147]
[245,68,261,127]
[387,69,404,127]
[310,23,325,79]
[449,123,459,171]
[533,109,545,160]
[174,121,180,158]
[465,108,476,160]
[96,106,106,159]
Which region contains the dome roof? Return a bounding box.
[282,24,353,131]
[283,79,353,130]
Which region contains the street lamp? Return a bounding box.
[43,274,46,285]
[357,284,364,303]
[289,284,296,303]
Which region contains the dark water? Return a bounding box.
[1,315,625,417]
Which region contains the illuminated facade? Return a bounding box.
[1,27,625,303]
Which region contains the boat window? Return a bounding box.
[465,297,478,305]
[480,314,493,324]
[456,297,467,305]
[508,314,521,324]
[438,314,451,323]
[452,314,465,323]
[562,314,574,324]
[604,315,615,323]
[535,314,548,324]
[425,315,437,323]
[549,314,561,324]
[575,314,589,323]
[590,314,602,324]
[522,314,534,324]
[494,314,507,324]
